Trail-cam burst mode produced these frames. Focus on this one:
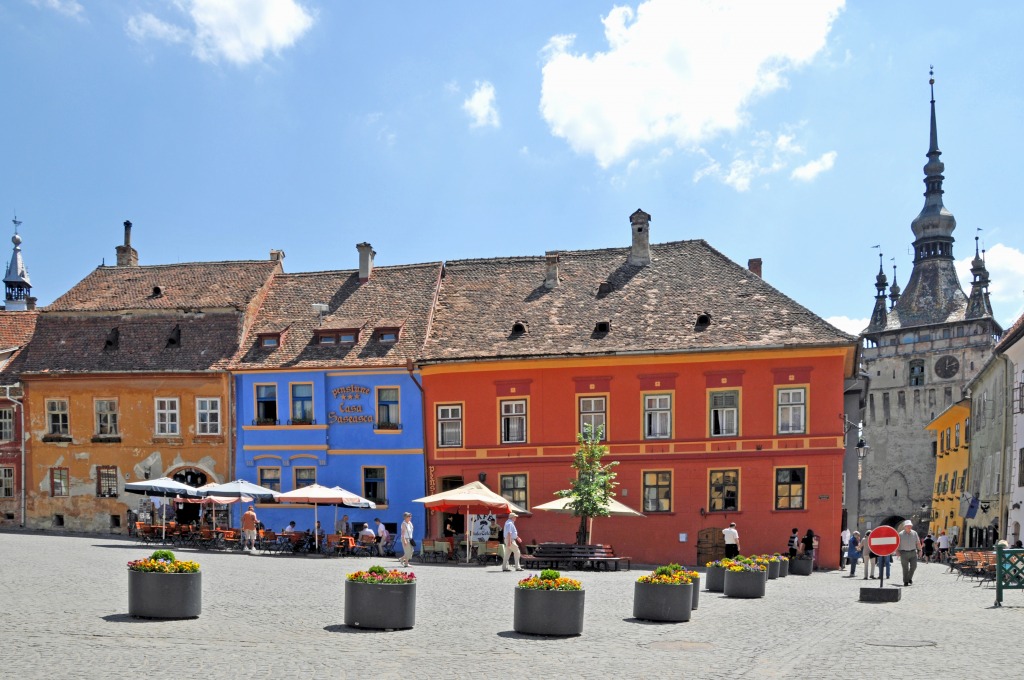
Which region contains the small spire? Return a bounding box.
[928,66,938,154]
[889,261,901,309]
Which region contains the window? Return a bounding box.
[50,468,69,497]
[259,467,281,492]
[290,384,313,424]
[909,360,925,386]
[777,388,806,434]
[46,400,69,436]
[954,423,960,448]
[259,334,279,348]
[377,387,400,429]
[256,384,278,424]
[196,398,221,435]
[644,394,671,439]
[437,404,463,447]
[500,399,527,444]
[950,470,958,494]
[339,331,357,344]
[500,474,528,509]
[0,408,12,441]
[643,471,671,512]
[154,398,179,435]
[579,396,606,439]
[95,400,119,436]
[363,467,386,505]
[775,468,805,510]
[96,465,118,497]
[960,469,967,492]
[710,391,738,437]
[709,469,738,512]
[294,466,316,489]
[376,328,399,343]
[0,467,13,497]
[317,334,335,344]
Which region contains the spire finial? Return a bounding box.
[12,215,21,234]
[929,65,935,102]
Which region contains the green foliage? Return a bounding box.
[539,569,562,580]
[150,549,176,562]
[654,565,675,577]
[367,565,388,575]
[555,425,619,544]
[666,563,683,572]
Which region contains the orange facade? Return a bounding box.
[422,348,852,568]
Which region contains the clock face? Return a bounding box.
[935,355,960,379]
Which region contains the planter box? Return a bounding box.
[513,588,585,636]
[778,559,789,577]
[128,570,201,619]
[723,570,766,598]
[344,581,416,630]
[633,582,693,622]
[705,565,725,592]
[789,557,813,576]
[767,560,780,580]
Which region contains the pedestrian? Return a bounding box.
[898,520,923,586]
[875,551,892,580]
[501,512,523,572]
[723,522,740,558]
[374,517,390,556]
[862,530,875,579]
[336,514,351,536]
[840,527,851,568]
[399,511,415,567]
[936,530,950,563]
[811,533,820,570]
[922,533,935,563]
[801,529,815,560]
[847,531,861,576]
[241,505,258,552]
[788,527,800,559]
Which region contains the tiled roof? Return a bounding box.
[996,310,1024,353]
[46,260,281,312]
[0,311,39,385]
[422,240,855,361]
[230,262,443,370]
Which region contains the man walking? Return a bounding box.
[375,517,390,556]
[501,512,523,572]
[898,520,923,586]
[399,512,414,567]
[241,505,258,552]
[723,522,740,558]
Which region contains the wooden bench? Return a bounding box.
[519,543,631,571]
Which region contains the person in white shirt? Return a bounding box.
[399,512,415,567]
[723,523,740,558]
[375,518,390,556]
[501,513,523,572]
[936,530,950,563]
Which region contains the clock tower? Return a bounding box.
[857,74,1001,536]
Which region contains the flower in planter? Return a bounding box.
[773,552,789,562]
[127,549,200,573]
[725,561,766,573]
[347,564,416,584]
[517,568,582,591]
[705,558,737,568]
[637,564,694,585]
[759,554,781,563]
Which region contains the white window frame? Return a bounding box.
[196,397,221,435]
[437,404,463,448]
[710,390,738,437]
[0,408,13,442]
[95,399,119,436]
[46,399,69,436]
[579,396,606,439]
[154,398,180,436]
[644,394,671,439]
[777,388,806,434]
[500,399,527,444]
[0,467,13,498]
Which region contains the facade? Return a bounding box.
[925,399,969,546]
[18,222,281,532]
[964,355,1012,548]
[420,210,858,568]
[230,244,441,538]
[859,81,1001,535]
[995,312,1024,547]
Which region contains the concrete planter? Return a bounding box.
[513,588,585,636]
[705,565,725,592]
[344,581,416,630]
[789,557,813,576]
[723,570,766,598]
[691,574,700,610]
[778,559,789,577]
[767,560,781,579]
[633,582,693,622]
[128,570,201,619]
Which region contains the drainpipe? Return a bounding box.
[3,384,26,527]
[998,354,1011,541]
[406,359,430,535]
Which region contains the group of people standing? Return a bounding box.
[786,527,819,567]
[844,521,925,586]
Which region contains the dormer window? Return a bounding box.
[258,333,280,348]
[375,327,400,343]
[314,328,360,345]
[695,313,712,330]
[594,321,611,334]
[318,335,336,345]
[339,332,357,344]
[511,321,528,336]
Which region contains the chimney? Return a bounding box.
[543,251,560,289]
[115,220,139,267]
[269,249,285,262]
[357,242,375,282]
[26,296,37,311]
[627,209,651,266]
[748,258,762,278]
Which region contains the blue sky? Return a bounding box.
[3,0,1023,335]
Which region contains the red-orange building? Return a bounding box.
[419,210,858,568]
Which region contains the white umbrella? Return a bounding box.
[200,479,279,501]
[532,495,643,544]
[178,483,254,531]
[124,477,201,541]
[277,484,374,550]
[413,481,529,563]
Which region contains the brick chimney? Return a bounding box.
[269,249,285,262]
[357,242,375,282]
[116,220,138,267]
[748,258,762,278]
[543,251,560,289]
[627,209,651,266]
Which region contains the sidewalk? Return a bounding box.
[2,532,1019,679]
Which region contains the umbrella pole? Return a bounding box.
[465,507,471,564]
[315,503,319,551]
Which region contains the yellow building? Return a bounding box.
[926,399,970,546]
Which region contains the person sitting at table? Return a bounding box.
[282,521,299,534]
[358,523,375,541]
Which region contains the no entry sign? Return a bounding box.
[867,525,900,557]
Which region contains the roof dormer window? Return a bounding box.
[594,321,611,334]
[258,333,280,348]
[376,328,399,343]
[510,321,528,336]
[314,328,360,345]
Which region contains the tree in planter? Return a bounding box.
[556,425,619,545]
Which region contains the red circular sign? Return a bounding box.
[867,525,900,557]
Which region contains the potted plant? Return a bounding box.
[669,563,701,610]
[761,554,781,579]
[723,560,767,598]
[704,558,734,593]
[633,565,694,622]
[344,565,416,630]
[127,549,201,619]
[513,569,584,636]
[776,553,789,577]
[789,553,814,576]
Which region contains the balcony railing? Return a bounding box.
[376,422,402,431]
[253,418,280,426]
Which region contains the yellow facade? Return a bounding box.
[926,399,970,546]
[23,372,232,533]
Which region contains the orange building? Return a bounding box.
[419,211,858,568]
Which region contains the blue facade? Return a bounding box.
[234,367,425,540]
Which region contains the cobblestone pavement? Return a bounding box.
[2,531,1020,679]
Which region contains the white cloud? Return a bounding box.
[539,0,845,167]
[955,242,1024,328]
[463,81,500,129]
[31,0,83,20]
[126,0,314,66]
[791,151,838,181]
[826,315,869,336]
[694,130,800,191]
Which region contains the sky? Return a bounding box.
[2,0,1023,336]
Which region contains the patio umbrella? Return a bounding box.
[532,495,644,544]
[124,477,202,541]
[200,479,279,501]
[177,483,254,531]
[276,484,370,550]
[329,486,376,534]
[413,481,529,563]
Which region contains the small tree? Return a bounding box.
[556,425,619,545]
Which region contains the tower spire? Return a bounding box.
[965,235,994,320]
[867,252,889,331]
[4,215,32,311]
[888,261,901,309]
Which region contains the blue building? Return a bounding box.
[230,244,441,540]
